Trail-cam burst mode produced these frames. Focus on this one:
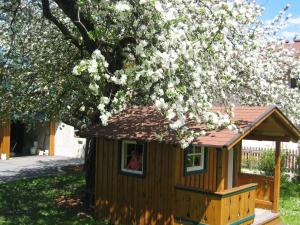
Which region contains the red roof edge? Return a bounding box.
[223,106,300,149]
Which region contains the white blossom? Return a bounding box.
[154,1,163,12]
[166,109,176,120]
[119,74,127,85]
[3,0,300,149]
[89,82,99,95]
[72,66,80,75]
[87,60,98,73]
[79,105,85,112]
[100,96,110,105]
[98,103,105,111]
[115,1,131,11]
[100,113,110,126]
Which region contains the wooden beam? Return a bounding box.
[244,135,291,142]
[227,107,276,149]
[5,120,11,160]
[273,110,300,140]
[227,107,300,149]
[0,120,11,160]
[255,199,273,210]
[216,148,227,191]
[49,121,55,156]
[273,141,281,212]
[254,117,289,135]
[234,142,242,187]
[0,124,4,157]
[224,149,229,189]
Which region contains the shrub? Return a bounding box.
[295,155,300,182]
[257,149,286,176]
[241,155,258,171]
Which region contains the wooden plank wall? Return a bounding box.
[95,137,177,225]
[175,147,222,192]
[95,138,237,225]
[0,120,11,160]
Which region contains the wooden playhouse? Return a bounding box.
[84,106,300,225]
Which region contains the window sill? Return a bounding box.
[119,170,146,178]
[184,168,207,176]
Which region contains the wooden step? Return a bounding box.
[252,208,283,225]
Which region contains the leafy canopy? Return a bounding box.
[1,0,300,147]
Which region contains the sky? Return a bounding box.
[257,0,300,40]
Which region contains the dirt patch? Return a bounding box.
[55,194,91,219]
[61,165,84,173]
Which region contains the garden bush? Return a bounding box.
[295,155,300,182]
[257,149,286,176]
[241,155,259,171]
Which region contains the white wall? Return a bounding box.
[54,122,86,158]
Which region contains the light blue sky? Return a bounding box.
[257,0,300,40]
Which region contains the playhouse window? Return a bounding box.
[119,140,146,177]
[185,146,206,175]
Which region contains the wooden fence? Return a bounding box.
[242,146,299,174]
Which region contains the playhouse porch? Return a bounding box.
[175,108,300,225]
[175,157,282,225]
[174,182,282,225]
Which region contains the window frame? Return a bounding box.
[184,146,208,176]
[118,140,147,178]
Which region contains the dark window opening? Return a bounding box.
[119,140,147,177]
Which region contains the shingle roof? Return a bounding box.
[291,40,300,52]
[81,105,300,148]
[285,40,300,56]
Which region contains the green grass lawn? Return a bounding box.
[0,171,104,225]
[0,172,299,225]
[280,180,300,225]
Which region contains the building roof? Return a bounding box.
[285,40,300,56]
[82,106,300,149]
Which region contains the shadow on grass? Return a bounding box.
[0,172,105,225]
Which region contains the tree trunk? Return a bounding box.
[83,136,96,210]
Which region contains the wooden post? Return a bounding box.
[49,121,55,156]
[0,120,11,160]
[216,148,227,191]
[233,142,242,187]
[0,125,3,157]
[273,141,281,212]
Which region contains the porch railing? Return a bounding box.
[174,183,257,225]
[238,173,274,210]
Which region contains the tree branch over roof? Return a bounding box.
[41,0,82,51]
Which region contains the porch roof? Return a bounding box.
[82,106,300,149]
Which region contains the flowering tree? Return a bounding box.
[1,0,300,138]
[1,0,300,204]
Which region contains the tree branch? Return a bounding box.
[41,0,82,50]
[53,0,97,53]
